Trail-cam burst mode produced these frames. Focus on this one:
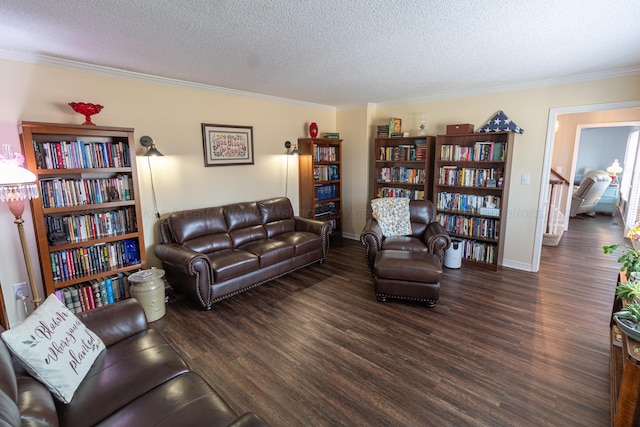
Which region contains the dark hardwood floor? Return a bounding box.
[151,214,624,426]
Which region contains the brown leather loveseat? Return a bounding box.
[155,197,331,310]
[0,298,269,427]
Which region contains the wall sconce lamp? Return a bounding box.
[0,145,41,309]
[607,159,623,185]
[140,136,163,218]
[284,140,298,156]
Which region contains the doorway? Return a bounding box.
[533,101,640,272]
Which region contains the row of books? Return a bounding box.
[378,167,426,185]
[313,165,339,181]
[39,175,132,208]
[45,207,137,246]
[437,166,503,187]
[376,187,425,200]
[312,145,337,162]
[376,117,403,137]
[456,238,497,264]
[322,132,340,139]
[437,214,500,240]
[314,184,338,201]
[378,144,426,161]
[439,142,505,162]
[314,201,337,219]
[34,140,131,170]
[436,192,501,215]
[50,239,140,283]
[53,272,131,313]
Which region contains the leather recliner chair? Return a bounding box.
[570,170,612,217]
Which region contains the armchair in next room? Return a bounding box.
[570,170,612,217]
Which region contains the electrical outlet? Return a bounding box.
[13,282,28,300]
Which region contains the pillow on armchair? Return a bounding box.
[371,197,412,237]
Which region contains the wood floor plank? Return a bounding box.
[151,214,622,426]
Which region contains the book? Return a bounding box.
[389,117,402,134]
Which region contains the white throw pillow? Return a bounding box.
[371,197,412,237]
[1,294,106,403]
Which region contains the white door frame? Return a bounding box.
[533,101,640,272]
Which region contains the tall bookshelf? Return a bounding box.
[298,137,342,238]
[18,122,146,310]
[433,131,514,270]
[373,136,436,201]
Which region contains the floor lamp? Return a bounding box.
[284,140,298,198]
[0,145,41,308]
[140,136,163,219]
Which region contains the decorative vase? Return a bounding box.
[309,122,319,138]
[68,102,103,126]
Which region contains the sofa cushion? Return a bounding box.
[273,231,323,256]
[168,206,228,244]
[382,236,428,252]
[17,376,59,427]
[257,197,295,223]
[56,329,189,427]
[209,249,260,282]
[95,372,238,427]
[1,294,106,404]
[229,225,267,247]
[224,202,262,231]
[239,239,295,267]
[371,197,412,237]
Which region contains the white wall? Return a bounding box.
[351,75,640,271]
[1,55,639,325]
[575,127,631,181]
[0,58,335,326]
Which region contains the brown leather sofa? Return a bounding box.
[0,298,269,427]
[155,197,331,310]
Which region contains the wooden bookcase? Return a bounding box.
[298,137,342,238]
[373,136,436,201]
[433,131,514,270]
[18,121,146,310]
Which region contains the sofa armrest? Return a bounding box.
[360,217,383,271]
[155,243,212,276]
[294,216,331,258]
[77,299,148,347]
[226,412,271,427]
[155,242,214,309]
[424,222,451,266]
[294,216,327,235]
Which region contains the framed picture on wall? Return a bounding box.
[201,123,254,166]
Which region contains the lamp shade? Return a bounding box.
[140,136,164,156]
[607,159,623,176]
[0,146,38,202]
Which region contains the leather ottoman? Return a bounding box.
[372,250,442,307]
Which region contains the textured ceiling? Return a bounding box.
[0,0,639,107]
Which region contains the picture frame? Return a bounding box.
[201,123,254,167]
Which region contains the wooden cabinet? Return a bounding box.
[18,122,146,310]
[298,138,342,238]
[433,131,514,270]
[373,136,436,201]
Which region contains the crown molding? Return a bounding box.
[374,66,640,108]
[0,49,336,111]
[2,48,638,111]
